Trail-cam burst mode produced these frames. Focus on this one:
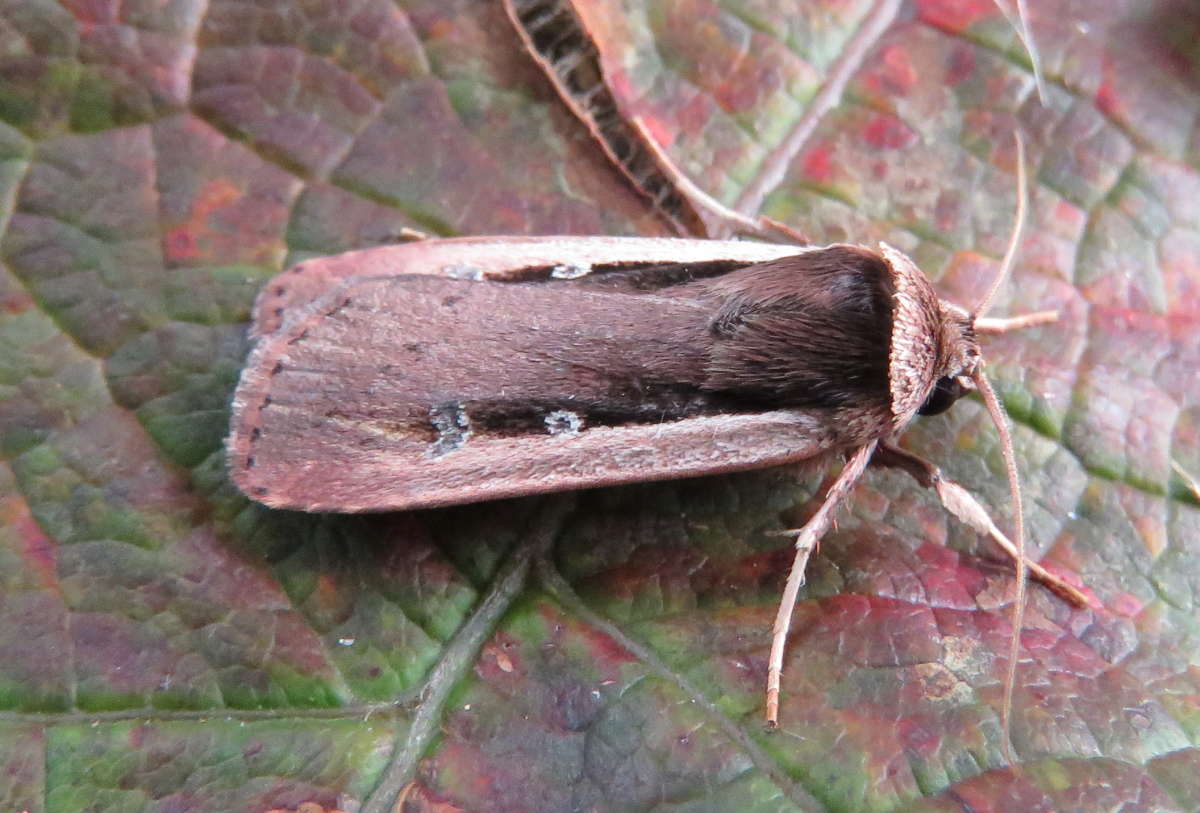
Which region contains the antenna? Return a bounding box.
[994,0,1048,104]
[975,132,1028,319]
[971,129,1033,762]
[972,370,1026,763]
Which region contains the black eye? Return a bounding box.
[918,376,968,416]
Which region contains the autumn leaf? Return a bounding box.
[0,1,1197,811]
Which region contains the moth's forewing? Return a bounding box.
[232,385,835,513]
[252,236,805,337]
[229,240,856,513]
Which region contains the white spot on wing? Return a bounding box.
[443,264,485,280]
[550,263,592,279]
[429,404,472,456]
[545,410,584,437]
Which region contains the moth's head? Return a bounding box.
[880,243,983,432]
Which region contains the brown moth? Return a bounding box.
[227,139,1089,758]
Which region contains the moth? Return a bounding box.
[228,139,1089,757]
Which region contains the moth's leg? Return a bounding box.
[396,227,430,242]
[870,442,936,487]
[872,443,1089,607]
[767,441,877,726]
[974,311,1058,334]
[1174,459,1200,501]
[629,116,808,245]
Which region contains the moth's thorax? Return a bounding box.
[693,245,894,416]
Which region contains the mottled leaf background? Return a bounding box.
[1,0,1198,811]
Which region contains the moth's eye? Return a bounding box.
[918,376,968,416]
